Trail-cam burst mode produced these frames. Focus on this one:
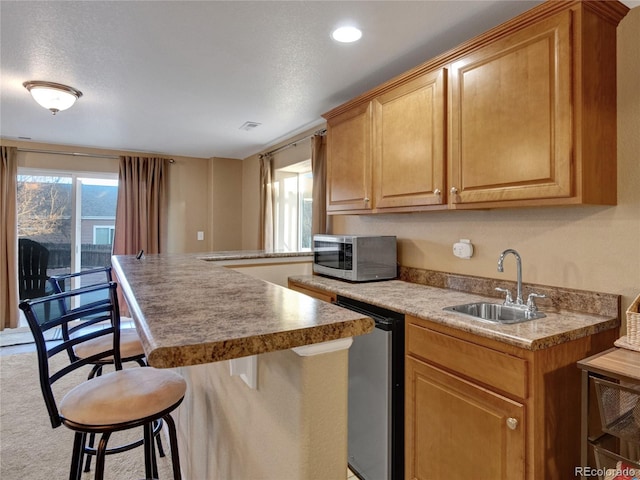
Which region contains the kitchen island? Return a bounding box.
[112,252,373,480]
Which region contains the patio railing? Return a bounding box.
[42,243,112,269]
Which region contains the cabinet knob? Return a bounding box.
[450,187,458,195]
[434,189,441,196]
[364,197,370,203]
[506,417,519,430]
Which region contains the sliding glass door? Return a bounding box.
[17,170,118,299]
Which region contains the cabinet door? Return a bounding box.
[326,102,373,212]
[449,10,572,206]
[373,69,446,210]
[406,357,525,480]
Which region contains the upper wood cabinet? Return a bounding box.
[373,70,446,211]
[326,102,373,213]
[322,0,628,214]
[326,70,447,214]
[448,5,621,208]
[449,11,572,206]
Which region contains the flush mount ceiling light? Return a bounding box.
[23,80,83,115]
[331,26,362,43]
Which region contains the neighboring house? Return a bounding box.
[80,184,118,245]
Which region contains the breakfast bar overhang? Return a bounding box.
[112,253,374,480]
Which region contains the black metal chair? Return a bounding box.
[48,266,165,473]
[19,282,185,480]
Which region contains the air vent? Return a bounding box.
[239,121,261,131]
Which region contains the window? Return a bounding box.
[17,170,118,288]
[273,160,312,252]
[94,226,116,245]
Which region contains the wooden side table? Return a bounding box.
[577,347,640,479]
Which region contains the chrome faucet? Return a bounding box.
[497,249,523,305]
[496,249,546,315]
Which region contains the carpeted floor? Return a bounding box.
[0,327,59,347]
[0,351,175,479]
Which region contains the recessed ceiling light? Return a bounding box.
[331,26,362,43]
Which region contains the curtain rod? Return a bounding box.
[259,128,326,159]
[16,148,176,163]
[17,148,119,159]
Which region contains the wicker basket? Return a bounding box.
[628,293,640,346]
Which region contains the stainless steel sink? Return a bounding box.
[443,302,546,324]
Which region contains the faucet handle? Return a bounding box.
[526,292,547,312]
[495,287,513,305]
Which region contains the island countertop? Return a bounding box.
[111,253,373,368]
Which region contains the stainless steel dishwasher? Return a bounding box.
[334,295,404,480]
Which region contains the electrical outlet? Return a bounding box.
[453,239,474,259]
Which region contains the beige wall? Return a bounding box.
[209,157,243,251]
[331,7,640,329]
[165,154,210,253]
[242,152,261,250]
[163,155,243,254]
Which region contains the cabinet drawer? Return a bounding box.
[407,322,528,399]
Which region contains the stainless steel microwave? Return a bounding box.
[313,234,397,282]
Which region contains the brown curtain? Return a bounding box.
[113,156,169,256]
[259,155,275,251]
[311,134,327,236]
[0,146,19,329]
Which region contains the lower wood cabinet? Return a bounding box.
[405,315,617,480]
[406,357,525,480]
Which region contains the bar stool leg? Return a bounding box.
[143,422,155,480]
[69,432,86,480]
[155,419,166,457]
[95,432,112,480]
[164,414,182,480]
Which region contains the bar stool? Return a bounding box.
[20,282,185,480]
[49,267,166,471]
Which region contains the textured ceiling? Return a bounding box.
[1,1,636,159]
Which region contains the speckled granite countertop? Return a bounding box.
[111,253,373,368]
[288,273,620,351]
